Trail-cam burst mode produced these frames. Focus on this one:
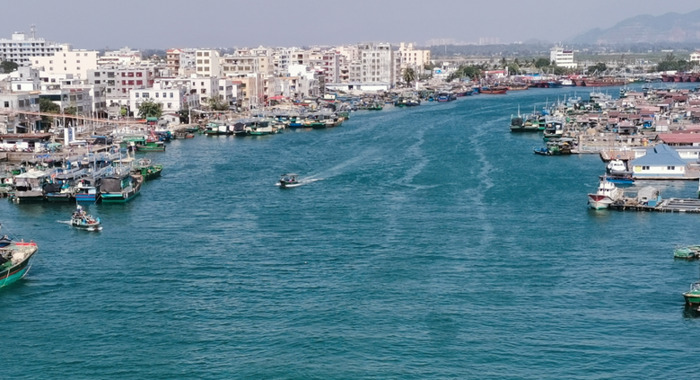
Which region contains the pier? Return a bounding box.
[609,197,700,213]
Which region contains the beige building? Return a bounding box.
[397,43,431,72]
[195,49,221,78]
[32,44,98,80]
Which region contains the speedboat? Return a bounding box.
[70,206,102,232]
[277,173,302,189]
[683,281,700,306]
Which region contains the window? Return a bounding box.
[135,93,139,98]
[155,93,159,98]
[162,92,166,98]
[667,166,676,170]
[143,93,149,98]
[642,166,650,170]
[3,101,8,108]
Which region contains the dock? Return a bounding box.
[609,197,700,213]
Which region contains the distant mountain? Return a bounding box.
[569,9,700,45]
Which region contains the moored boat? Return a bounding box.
[683,281,700,306]
[587,179,624,209]
[0,239,39,288]
[100,172,142,203]
[674,245,700,260]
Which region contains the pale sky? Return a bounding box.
[4,0,700,49]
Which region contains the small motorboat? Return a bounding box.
[683,281,700,306]
[70,205,102,231]
[674,245,700,260]
[277,173,302,189]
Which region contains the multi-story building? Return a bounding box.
[32,44,99,80]
[221,54,272,78]
[195,49,221,78]
[166,48,197,77]
[189,76,219,107]
[1,66,41,92]
[550,46,577,69]
[397,42,431,75]
[0,86,40,133]
[356,42,396,87]
[86,65,158,107]
[0,29,63,67]
[129,80,199,121]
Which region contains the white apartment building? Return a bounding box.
[195,49,221,78]
[62,83,107,117]
[129,83,199,117]
[550,47,577,69]
[357,43,396,86]
[189,76,219,107]
[0,29,63,67]
[1,66,41,92]
[0,86,41,133]
[32,44,98,80]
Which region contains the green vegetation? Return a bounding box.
[447,64,484,82]
[655,53,696,72]
[402,67,416,87]
[137,99,163,119]
[0,60,18,73]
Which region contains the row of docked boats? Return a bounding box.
[3,154,160,204]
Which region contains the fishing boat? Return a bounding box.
[0,239,39,288]
[277,173,302,189]
[70,205,102,232]
[135,140,166,152]
[479,86,508,94]
[133,159,163,181]
[587,178,624,209]
[100,172,143,203]
[674,245,700,260]
[683,281,700,306]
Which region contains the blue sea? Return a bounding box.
[2,85,700,379]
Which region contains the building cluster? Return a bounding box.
[0,28,431,134]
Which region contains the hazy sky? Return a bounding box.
[4,0,700,49]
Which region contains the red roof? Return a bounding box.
[658,133,700,144]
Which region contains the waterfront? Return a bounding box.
[2,86,700,378]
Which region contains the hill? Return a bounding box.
[570,9,700,45]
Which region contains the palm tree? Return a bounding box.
[403,67,416,87]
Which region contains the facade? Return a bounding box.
[195,49,221,78]
[32,44,98,80]
[1,66,41,92]
[86,65,157,106]
[550,47,577,69]
[397,42,431,75]
[189,76,219,107]
[0,91,41,133]
[129,81,199,117]
[357,43,396,87]
[0,30,63,67]
[221,54,272,78]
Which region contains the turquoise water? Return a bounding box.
[2,86,700,379]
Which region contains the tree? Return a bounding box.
[586,62,608,75]
[207,96,229,111]
[138,99,163,119]
[534,58,551,69]
[39,98,60,130]
[402,67,416,87]
[0,60,18,73]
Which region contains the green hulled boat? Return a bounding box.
[674,245,700,260]
[0,240,39,289]
[134,159,163,181]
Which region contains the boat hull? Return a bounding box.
[0,242,38,288]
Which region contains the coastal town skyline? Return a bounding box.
[5,0,700,50]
